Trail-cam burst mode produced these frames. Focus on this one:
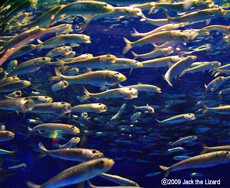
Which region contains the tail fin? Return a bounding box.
[162,74,173,87]
[178,70,187,78]
[199,142,210,154]
[26,181,41,188]
[200,101,209,113]
[87,180,96,188]
[38,142,48,153]
[54,67,64,80]
[159,165,170,177]
[204,84,208,94]
[79,87,91,102]
[131,51,138,59]
[131,28,140,37]
[36,39,43,52]
[122,37,133,54]
[162,9,171,23]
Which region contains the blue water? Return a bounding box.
[1,0,230,188]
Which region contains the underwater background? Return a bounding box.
[1,0,230,187]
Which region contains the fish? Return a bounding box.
[6,57,52,77]
[160,151,230,177]
[133,104,154,114]
[156,113,196,125]
[163,55,197,86]
[118,83,161,93]
[38,142,103,161]
[130,112,141,123]
[110,103,126,121]
[71,103,107,113]
[99,173,140,187]
[45,46,73,58]
[80,87,138,101]
[27,158,115,188]
[170,135,198,146]
[28,123,80,136]
[54,68,126,89]
[51,80,69,92]
[30,102,71,116]
[200,142,230,154]
[58,137,80,149]
[0,80,31,93]
[204,76,226,93]
[0,131,15,142]
[0,97,34,112]
[8,163,27,170]
[123,30,190,54]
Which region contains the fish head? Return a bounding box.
[38,96,53,103]
[70,137,80,144]
[217,151,230,162]
[106,71,126,83]
[91,103,107,113]
[124,7,143,17]
[55,102,72,115]
[93,158,115,173]
[81,112,88,119]
[69,125,80,135]
[5,131,15,140]
[84,149,104,160]
[120,87,138,99]
[101,54,117,64]
[83,34,91,43]
[136,62,143,68]
[42,57,51,62]
[22,80,31,87]
[184,113,196,121]
[21,97,34,112]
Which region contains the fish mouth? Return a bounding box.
[120,76,127,82]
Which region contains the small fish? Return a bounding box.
[160,151,230,177]
[8,163,27,170]
[38,142,103,161]
[110,103,126,121]
[28,123,80,136]
[80,87,138,101]
[58,137,80,149]
[0,80,31,93]
[100,173,139,187]
[27,158,115,188]
[170,135,198,146]
[5,90,22,98]
[5,60,18,73]
[71,103,107,113]
[51,80,69,92]
[204,76,226,93]
[30,102,71,116]
[156,113,196,125]
[200,142,230,154]
[0,131,15,142]
[133,104,154,114]
[130,112,141,123]
[167,147,185,153]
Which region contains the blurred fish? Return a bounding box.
[0,131,14,142]
[38,142,103,161]
[133,104,154,114]
[58,137,80,149]
[156,113,196,125]
[27,158,115,188]
[72,103,107,113]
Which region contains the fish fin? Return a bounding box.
[149,3,157,14]
[159,165,170,177]
[156,119,161,125]
[122,37,132,54]
[204,84,208,93]
[206,19,211,25]
[129,68,133,76]
[87,180,96,188]
[131,28,140,37]
[117,83,123,88]
[214,72,220,77]
[167,62,173,68]
[210,68,217,76]
[38,142,48,153]
[201,102,208,113]
[79,87,91,102]
[131,51,138,59]
[162,9,171,23]
[54,67,63,80]
[162,74,173,87]
[178,70,186,78]
[199,142,210,154]
[26,181,41,188]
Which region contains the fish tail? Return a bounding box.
[131,51,138,59]
[162,74,173,87]
[25,127,32,139]
[87,180,96,188]
[38,142,48,153]
[36,39,43,52]
[149,3,158,14]
[79,87,91,102]
[211,68,217,76]
[54,67,64,80]
[204,84,208,93]
[131,28,140,37]
[159,165,170,177]
[122,37,132,54]
[178,70,186,78]
[26,181,41,188]
[156,119,162,125]
[162,9,171,23]
[199,142,210,154]
[201,102,208,113]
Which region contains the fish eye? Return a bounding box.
[15,91,20,95]
[129,88,132,90]
[92,150,97,154]
[114,72,120,76]
[42,57,46,61]
[98,160,104,165]
[70,126,75,130]
[61,102,65,105]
